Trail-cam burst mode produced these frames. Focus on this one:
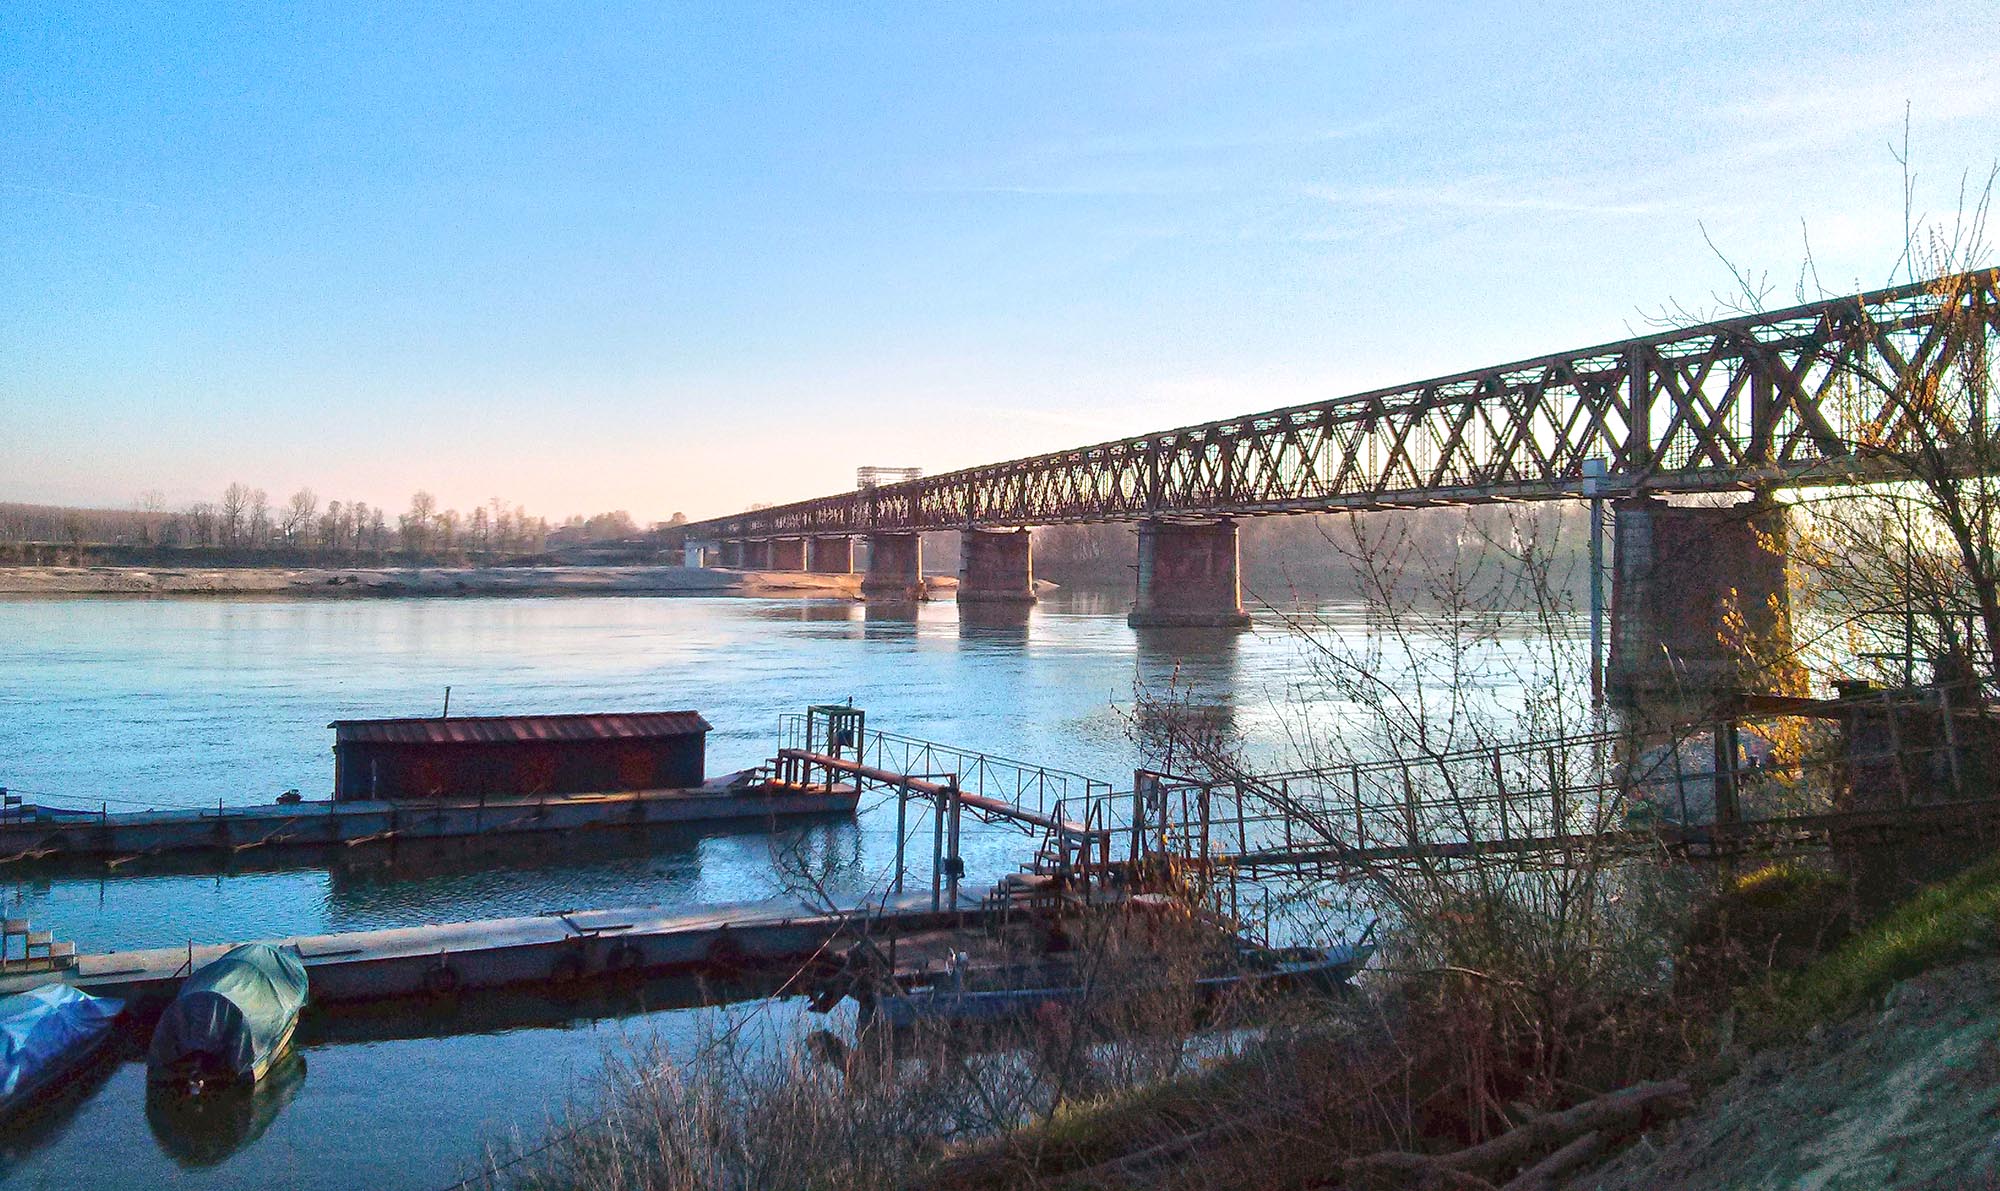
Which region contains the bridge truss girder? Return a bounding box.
[690,271,2000,540]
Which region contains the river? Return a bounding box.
[0,588,1382,1190]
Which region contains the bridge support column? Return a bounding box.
[1608,497,1792,708]
[957,529,1035,604]
[1128,520,1250,628]
[770,537,807,571]
[862,533,924,601]
[807,536,854,574]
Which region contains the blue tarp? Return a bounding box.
[0,984,123,1108]
[148,943,309,1087]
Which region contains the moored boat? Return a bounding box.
[865,935,1377,1031]
[147,942,309,1093]
[0,984,124,1120]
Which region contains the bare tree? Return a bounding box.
[1683,135,1999,693]
[247,487,271,547]
[282,488,318,547]
[469,505,491,553]
[185,501,218,547]
[219,483,251,546]
[400,491,438,556]
[317,500,344,551]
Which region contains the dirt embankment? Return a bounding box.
[1570,958,2000,1190]
[0,565,941,600]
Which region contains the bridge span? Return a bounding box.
[685,272,2000,698]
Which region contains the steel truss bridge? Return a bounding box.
[688,271,2000,540]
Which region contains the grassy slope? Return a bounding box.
[1744,852,2000,1041]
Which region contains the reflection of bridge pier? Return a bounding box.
[1129,519,1250,628]
[1608,497,1791,708]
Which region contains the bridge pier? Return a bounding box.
[808,536,854,574]
[957,529,1035,604]
[1608,497,1792,708]
[770,537,807,571]
[1128,519,1250,628]
[861,533,924,601]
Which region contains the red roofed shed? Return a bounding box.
[329,711,711,801]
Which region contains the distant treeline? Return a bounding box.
[0,486,688,566]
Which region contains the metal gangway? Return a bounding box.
[773,705,1116,910]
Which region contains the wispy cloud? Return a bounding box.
[1306,178,1661,219]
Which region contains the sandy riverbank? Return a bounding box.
[0,565,964,599]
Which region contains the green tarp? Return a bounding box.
[147,943,309,1087]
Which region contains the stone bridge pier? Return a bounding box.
[861,532,924,601]
[1128,519,1250,628]
[1607,497,1792,708]
[957,529,1035,604]
[808,536,854,574]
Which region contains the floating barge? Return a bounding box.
[4,892,976,1010]
[0,709,860,865]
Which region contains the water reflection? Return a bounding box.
[752,600,863,625]
[860,601,923,637]
[0,1031,127,1166]
[146,1051,306,1168]
[299,970,789,1047]
[1133,625,1243,683]
[1037,584,1134,618]
[954,602,1033,645]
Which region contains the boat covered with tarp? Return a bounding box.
[0,983,124,1119]
[866,934,1377,1031]
[148,942,309,1092]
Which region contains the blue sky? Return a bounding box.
[4,3,1998,522]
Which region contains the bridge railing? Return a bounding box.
[1112,699,2000,873]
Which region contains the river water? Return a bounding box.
[0,589,1378,1190]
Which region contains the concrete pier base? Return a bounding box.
[1608,497,1792,707]
[862,532,925,601]
[1128,519,1250,628]
[957,529,1035,604]
[808,537,854,574]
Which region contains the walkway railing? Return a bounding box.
[775,713,1112,827]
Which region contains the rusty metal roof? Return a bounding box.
[329,711,711,746]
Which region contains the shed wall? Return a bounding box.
[333,735,705,801]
